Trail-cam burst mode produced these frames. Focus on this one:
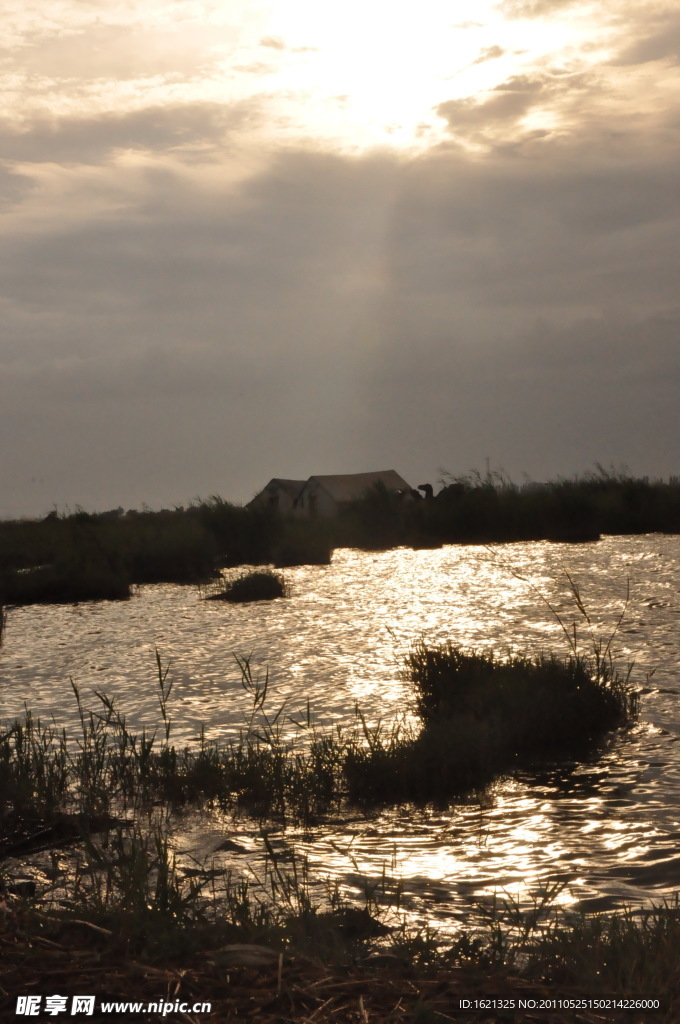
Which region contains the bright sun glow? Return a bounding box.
[249,0,604,148]
[3,0,619,153]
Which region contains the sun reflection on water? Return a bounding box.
[2,535,680,927]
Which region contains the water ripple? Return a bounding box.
[2,535,680,925]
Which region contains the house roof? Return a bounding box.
[267,478,306,497]
[247,478,306,506]
[304,470,412,503]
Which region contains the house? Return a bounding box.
[301,470,414,517]
[249,470,414,518]
[247,478,306,515]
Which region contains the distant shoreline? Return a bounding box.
[2,473,680,606]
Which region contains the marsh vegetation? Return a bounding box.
[1,598,638,825]
[337,467,680,550]
[1,636,672,1020]
[1,469,680,606]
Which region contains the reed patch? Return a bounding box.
[206,570,289,603]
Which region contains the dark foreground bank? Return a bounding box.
[1,894,677,1023]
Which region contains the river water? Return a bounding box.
[2,535,680,933]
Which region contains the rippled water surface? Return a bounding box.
[3,536,680,930]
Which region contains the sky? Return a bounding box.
[1,0,679,517]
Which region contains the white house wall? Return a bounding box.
[293,482,338,518]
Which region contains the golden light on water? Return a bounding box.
[2,536,679,931]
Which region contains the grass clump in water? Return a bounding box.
[345,571,639,804]
[412,643,636,752]
[0,588,639,821]
[207,570,289,603]
[344,642,638,806]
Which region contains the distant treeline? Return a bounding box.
[1,470,680,605]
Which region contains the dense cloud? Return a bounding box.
[618,17,680,66]
[0,1,678,516]
[0,103,251,165]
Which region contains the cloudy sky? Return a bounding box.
[1,0,679,517]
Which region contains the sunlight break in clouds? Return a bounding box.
[3,0,613,151]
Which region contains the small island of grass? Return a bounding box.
[206,569,288,603]
[344,642,638,805]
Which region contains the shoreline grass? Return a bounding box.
[2,832,678,1021]
[2,899,675,1023]
[3,470,680,605]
